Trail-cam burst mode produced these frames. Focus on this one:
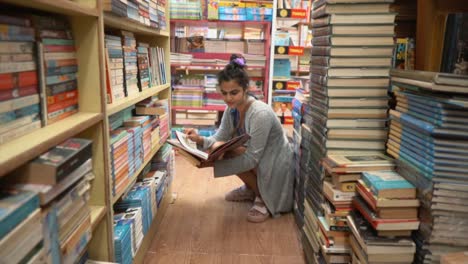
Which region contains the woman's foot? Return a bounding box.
[247,197,270,223]
[225,185,255,202]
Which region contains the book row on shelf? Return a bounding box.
[0,0,174,263]
[170,0,273,21]
[290,1,468,264]
[104,0,167,31]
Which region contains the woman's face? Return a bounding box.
[220,80,246,109]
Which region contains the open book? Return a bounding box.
[167,131,250,166]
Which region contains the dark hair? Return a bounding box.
[217,54,250,91]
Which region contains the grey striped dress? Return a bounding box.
[201,98,294,216]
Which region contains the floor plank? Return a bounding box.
[145,155,305,264]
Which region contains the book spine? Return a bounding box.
[0,41,34,53]
[0,113,39,134]
[46,80,77,96]
[0,61,36,74]
[0,94,40,114]
[0,120,41,144]
[0,71,38,90]
[311,16,330,28]
[0,85,38,102]
[0,53,34,63]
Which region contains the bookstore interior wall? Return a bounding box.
[0,0,174,263]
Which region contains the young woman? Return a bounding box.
[185,54,294,223]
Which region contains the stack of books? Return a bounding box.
[36,15,80,125]
[137,42,150,91]
[124,116,150,173]
[104,0,166,30]
[11,138,94,263]
[113,223,132,264]
[105,34,125,103]
[115,184,153,235]
[169,0,201,20]
[175,109,218,126]
[122,31,139,96]
[388,69,468,263]
[348,171,419,263]
[0,14,41,144]
[172,85,204,107]
[110,129,130,196]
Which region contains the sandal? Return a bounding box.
[225,185,255,202]
[247,197,270,223]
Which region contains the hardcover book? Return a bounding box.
[362,170,416,199]
[167,131,250,166]
[13,138,92,184]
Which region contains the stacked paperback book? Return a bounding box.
[388,69,468,263]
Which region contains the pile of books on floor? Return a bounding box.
[388,69,468,263]
[350,170,420,263]
[302,0,396,261]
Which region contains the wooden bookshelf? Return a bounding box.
[133,183,173,264]
[107,84,170,116]
[0,0,98,16]
[0,112,102,177]
[415,0,468,71]
[104,13,170,37]
[90,205,107,231]
[0,0,172,262]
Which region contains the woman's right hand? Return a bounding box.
[185,128,202,144]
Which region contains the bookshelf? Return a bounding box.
[0,0,173,263]
[269,0,312,125]
[170,17,272,129]
[415,0,468,71]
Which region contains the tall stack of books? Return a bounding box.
[303,1,396,261]
[122,31,139,96]
[0,14,41,144]
[35,15,79,125]
[149,0,159,28]
[103,0,128,17]
[388,69,468,263]
[137,42,150,91]
[105,34,125,103]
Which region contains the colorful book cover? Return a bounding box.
[362,170,415,196]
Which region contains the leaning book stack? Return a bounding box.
[388,69,468,263]
[0,14,41,144]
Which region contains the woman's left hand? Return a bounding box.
[197,161,215,168]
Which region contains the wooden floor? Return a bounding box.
[144,156,305,264]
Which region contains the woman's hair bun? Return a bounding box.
[229,54,246,69]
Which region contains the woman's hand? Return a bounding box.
[197,160,214,168]
[185,128,202,144]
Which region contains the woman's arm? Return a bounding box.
[213,110,272,177]
[201,109,233,150]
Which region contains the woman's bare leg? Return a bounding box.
[237,169,259,197]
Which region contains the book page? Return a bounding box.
[175,131,209,160]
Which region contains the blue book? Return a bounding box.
[0,190,39,239]
[362,171,416,199]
